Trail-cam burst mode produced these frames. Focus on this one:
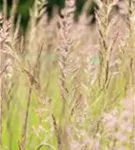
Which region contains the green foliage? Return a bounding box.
[0,0,99,29]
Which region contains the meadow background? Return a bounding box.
[0,0,135,150]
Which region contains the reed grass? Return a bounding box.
[0,0,135,150]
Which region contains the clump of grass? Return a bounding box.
[0,0,135,150]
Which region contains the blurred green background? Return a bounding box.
[0,0,34,30]
[0,0,98,30]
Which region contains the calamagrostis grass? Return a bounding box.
[0,0,135,150]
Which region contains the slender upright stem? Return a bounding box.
[19,84,33,150]
[3,0,7,20]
